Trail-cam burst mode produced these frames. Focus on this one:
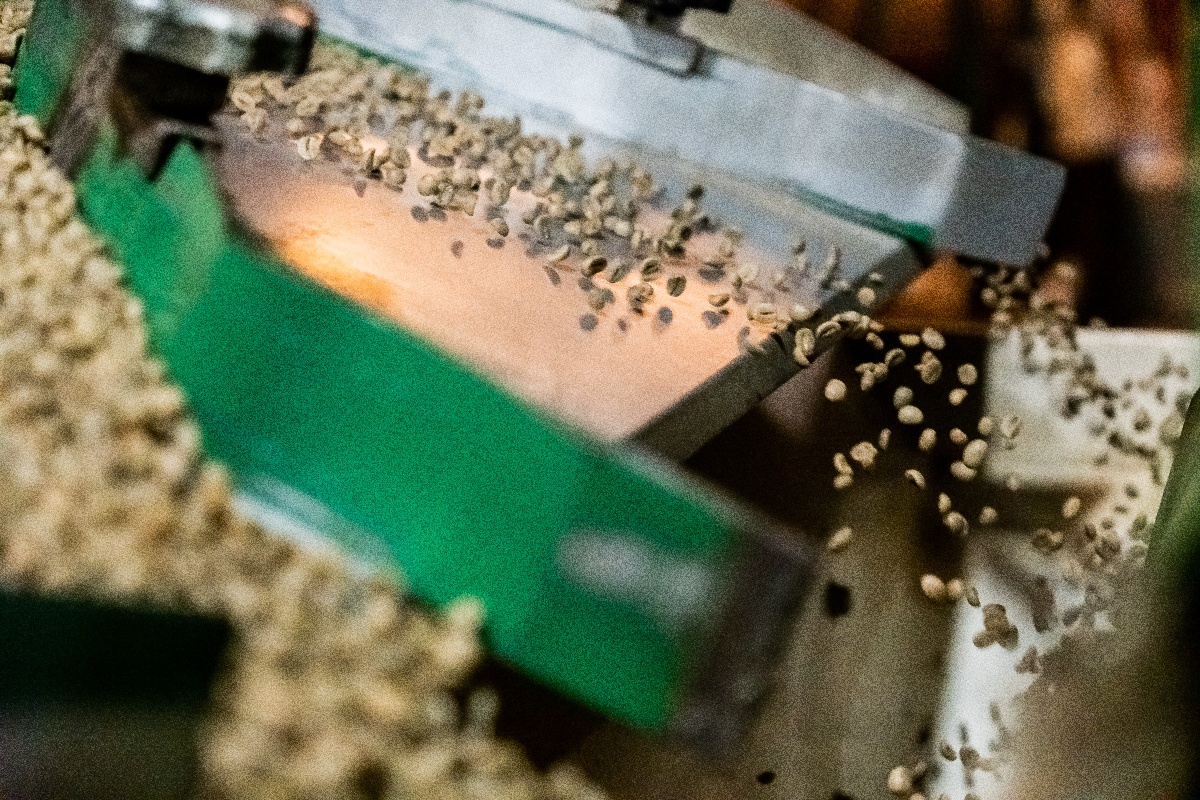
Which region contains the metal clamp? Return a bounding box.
[48,0,315,179]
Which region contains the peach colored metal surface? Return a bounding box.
[216,115,921,454]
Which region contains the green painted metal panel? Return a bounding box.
[11,0,84,125]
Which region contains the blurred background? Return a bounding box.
[786,0,1194,332]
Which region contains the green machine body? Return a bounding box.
[11,0,815,750]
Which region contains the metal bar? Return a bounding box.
[313,0,1064,265]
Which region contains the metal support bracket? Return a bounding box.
[45,0,315,181]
